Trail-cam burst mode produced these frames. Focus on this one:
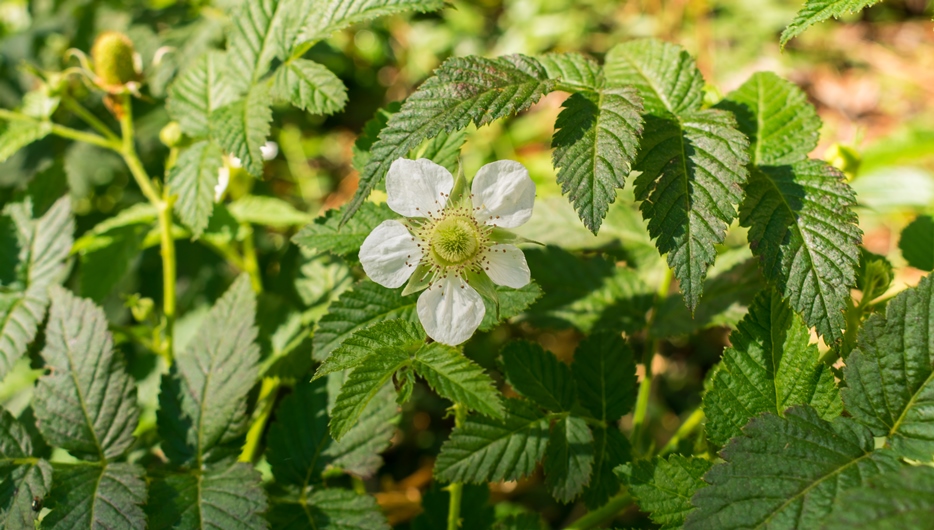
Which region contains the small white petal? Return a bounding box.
[359,220,422,288]
[260,141,279,160]
[215,167,230,201]
[417,276,485,346]
[229,155,243,169]
[484,244,530,288]
[471,160,535,228]
[386,158,453,218]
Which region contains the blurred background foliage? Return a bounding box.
[1,0,933,527]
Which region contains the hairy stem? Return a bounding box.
[239,377,279,463]
[447,403,467,530]
[563,491,633,530]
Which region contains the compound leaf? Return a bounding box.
[272,59,348,115]
[618,454,711,530]
[267,488,390,530]
[168,140,224,237]
[329,350,410,440]
[823,465,934,530]
[543,416,594,503]
[211,85,273,177]
[604,39,705,116]
[501,340,576,412]
[44,463,145,530]
[324,372,399,477]
[413,343,503,418]
[226,0,292,94]
[266,378,330,488]
[581,425,630,509]
[0,410,52,529]
[166,50,235,137]
[572,332,636,422]
[780,0,881,47]
[299,0,446,43]
[315,319,424,380]
[148,463,267,530]
[294,202,397,258]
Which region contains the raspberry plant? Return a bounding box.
[1,0,933,529]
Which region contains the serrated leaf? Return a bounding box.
[272,59,348,115]
[352,103,400,172]
[478,282,543,332]
[703,289,842,447]
[0,120,51,163]
[411,127,467,174]
[168,140,224,237]
[228,195,312,227]
[552,86,643,232]
[434,398,549,483]
[226,0,293,94]
[324,372,399,477]
[740,162,860,341]
[501,340,576,412]
[267,378,330,487]
[413,343,503,417]
[716,72,821,166]
[43,463,146,529]
[604,39,705,116]
[823,465,934,530]
[294,202,397,258]
[330,350,411,440]
[843,273,934,460]
[315,319,423,381]
[780,0,880,47]
[0,410,52,529]
[543,416,594,503]
[267,488,390,530]
[619,455,712,530]
[166,50,236,137]
[572,332,636,422]
[686,406,902,530]
[158,275,260,465]
[211,85,273,177]
[299,0,446,43]
[34,287,139,460]
[344,54,555,223]
[581,425,630,509]
[312,281,419,361]
[411,483,494,530]
[148,463,267,530]
[79,222,148,301]
[538,53,601,89]
[899,215,934,271]
[0,198,73,381]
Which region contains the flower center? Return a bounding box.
[430,216,480,265]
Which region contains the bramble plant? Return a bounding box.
[1,0,933,529]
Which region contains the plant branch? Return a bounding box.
[239,377,279,463]
[62,97,120,142]
[446,403,467,530]
[658,407,705,456]
[0,108,118,150]
[563,491,633,530]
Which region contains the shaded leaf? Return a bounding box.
[148,463,267,530]
[581,425,630,509]
[168,140,224,237]
[572,332,636,422]
[330,350,410,440]
[294,202,396,258]
[0,410,52,529]
[267,378,330,487]
[501,340,576,412]
[543,416,594,503]
[823,465,934,530]
[267,488,390,530]
[44,463,145,530]
[413,343,503,418]
[618,454,711,530]
[899,215,934,272]
[324,372,399,477]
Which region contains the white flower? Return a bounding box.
[359,158,535,345]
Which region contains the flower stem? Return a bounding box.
[658,407,705,456]
[62,97,120,142]
[446,403,467,530]
[239,377,279,463]
[563,491,633,530]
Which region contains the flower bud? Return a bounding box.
[159,121,184,148]
[91,31,139,88]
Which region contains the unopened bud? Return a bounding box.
[160,121,183,148]
[91,31,139,88]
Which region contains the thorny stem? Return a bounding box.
[446,403,467,530]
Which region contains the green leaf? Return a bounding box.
[43,463,146,529]
[543,416,594,503]
[501,340,576,412]
[740,162,860,341]
[148,462,267,530]
[823,465,934,530]
[538,52,601,89]
[703,288,842,447]
[716,72,821,166]
[434,398,549,483]
[411,127,468,174]
[352,103,400,172]
[166,50,236,137]
[0,120,51,163]
[604,39,705,116]
[158,275,260,465]
[272,59,348,115]
[0,198,73,381]
[168,140,224,237]
[478,282,543,332]
[843,273,934,460]
[312,281,418,361]
[411,483,494,530]
[298,0,446,43]
[0,410,52,529]
[899,215,934,271]
[228,195,312,227]
[551,86,643,232]
[315,319,424,381]
[267,488,390,530]
[618,454,712,530]
[226,0,293,94]
[572,332,636,422]
[413,343,503,418]
[294,202,396,258]
[686,406,902,530]
[780,0,880,47]
[330,350,411,440]
[492,513,548,530]
[34,287,139,460]
[324,372,399,477]
[581,425,630,509]
[211,85,273,177]
[78,222,148,301]
[267,378,330,487]
[344,54,555,223]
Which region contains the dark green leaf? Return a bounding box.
[330,350,410,440]
[44,463,146,529]
[411,483,494,530]
[294,202,397,258]
[899,215,934,272]
[267,378,329,487]
[267,488,390,530]
[0,410,51,529]
[618,454,711,530]
[315,319,423,380]
[501,341,576,412]
[581,425,629,509]
[572,332,636,422]
[823,465,934,530]
[324,371,399,477]
[78,222,148,301]
[413,343,503,418]
[168,140,224,237]
[148,463,267,530]
[272,59,348,115]
[543,416,594,503]
[478,282,543,332]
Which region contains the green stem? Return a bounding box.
[241,224,263,292]
[0,108,118,150]
[447,404,467,530]
[62,97,120,142]
[239,377,279,463]
[563,491,633,530]
[658,407,705,456]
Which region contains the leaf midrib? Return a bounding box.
[59,314,106,461]
[887,363,934,441]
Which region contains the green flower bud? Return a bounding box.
[91,31,138,88]
[159,121,184,148]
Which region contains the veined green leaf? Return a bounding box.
[411,483,494,530]
[34,287,139,460]
[899,215,934,272]
[501,341,576,412]
[228,195,312,227]
[329,350,410,440]
[478,282,543,332]
[703,289,842,447]
[413,343,503,418]
[687,406,902,529]
[581,425,630,508]
[272,59,348,115]
[211,85,273,177]
[44,463,146,530]
[344,54,555,223]
[158,275,260,465]
[315,319,424,380]
[411,127,467,174]
[538,52,601,89]
[434,398,549,483]
[572,332,636,422]
[0,120,51,163]
[0,410,52,529]
[604,39,705,116]
[294,202,397,258]
[298,0,446,43]
[843,273,934,460]
[226,0,292,94]
[267,378,330,487]
[780,0,881,47]
[551,86,643,232]
[267,488,390,530]
[148,462,267,530]
[823,465,934,530]
[543,416,594,503]
[78,222,148,302]
[166,50,236,137]
[168,140,224,237]
[324,371,399,477]
[618,454,711,530]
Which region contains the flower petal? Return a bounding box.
[417,275,485,345]
[471,160,535,228]
[484,244,531,288]
[359,220,422,288]
[386,158,453,218]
